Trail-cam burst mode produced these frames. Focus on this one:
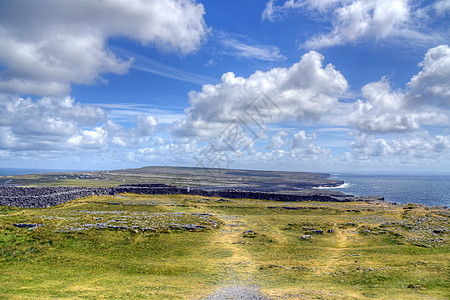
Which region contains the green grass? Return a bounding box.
[0,194,449,299]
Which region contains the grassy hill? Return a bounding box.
[1,193,448,299]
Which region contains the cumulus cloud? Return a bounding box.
[350,79,426,133]
[266,130,288,149]
[0,94,159,151]
[292,130,331,157]
[351,134,450,159]
[136,114,158,136]
[0,0,208,96]
[306,0,411,49]
[0,95,105,150]
[263,0,443,49]
[217,130,333,170]
[135,139,201,165]
[175,50,348,139]
[408,44,450,108]
[349,45,450,134]
[68,116,158,150]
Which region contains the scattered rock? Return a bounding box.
[243,230,259,238]
[13,223,44,230]
[407,284,425,289]
[182,224,207,231]
[282,206,300,210]
[13,223,38,228]
[216,199,229,202]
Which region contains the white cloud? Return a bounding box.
[263,0,443,49]
[68,128,108,149]
[113,47,217,85]
[68,116,159,150]
[135,139,202,165]
[349,45,450,134]
[136,114,158,136]
[92,103,185,125]
[0,0,208,96]
[262,0,340,20]
[305,0,412,49]
[408,44,450,108]
[292,130,331,157]
[221,39,287,62]
[350,79,421,133]
[351,134,450,159]
[0,95,105,150]
[175,50,348,139]
[266,130,288,149]
[434,0,450,16]
[0,94,160,151]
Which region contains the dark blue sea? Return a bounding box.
[327,174,450,207]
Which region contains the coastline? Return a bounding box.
[1,167,449,207]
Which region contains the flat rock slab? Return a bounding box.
[206,285,268,300]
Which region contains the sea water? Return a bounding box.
[328,173,450,207]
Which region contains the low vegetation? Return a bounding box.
[1,193,448,299]
[0,166,343,192]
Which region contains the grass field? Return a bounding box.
[1,194,448,299]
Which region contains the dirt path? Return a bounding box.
[205,213,268,299]
[213,214,256,280]
[321,228,354,271]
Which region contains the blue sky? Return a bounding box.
[0,0,449,173]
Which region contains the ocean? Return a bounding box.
[327,173,450,207]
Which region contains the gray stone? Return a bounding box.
[311,230,324,234]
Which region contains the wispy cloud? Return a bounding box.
[221,39,287,62]
[112,47,218,86]
[92,103,185,125]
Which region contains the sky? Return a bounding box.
[0,0,449,173]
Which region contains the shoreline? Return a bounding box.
[1,166,448,208]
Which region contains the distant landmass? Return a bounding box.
[0,166,345,193]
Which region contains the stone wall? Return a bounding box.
[0,186,112,208]
[0,184,384,208]
[115,184,382,202]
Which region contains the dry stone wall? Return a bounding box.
[0,184,383,208]
[0,186,112,208]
